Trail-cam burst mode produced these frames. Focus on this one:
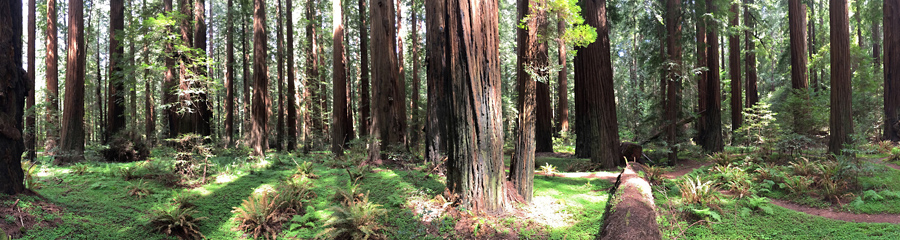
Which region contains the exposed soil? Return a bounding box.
[662,159,713,179]
[873,157,900,171]
[0,191,64,239]
[534,171,620,183]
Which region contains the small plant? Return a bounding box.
[148,204,206,240]
[171,191,199,209]
[789,157,820,177]
[678,176,718,206]
[709,152,735,167]
[119,166,137,180]
[321,191,387,240]
[890,147,900,162]
[640,163,667,185]
[233,191,284,240]
[276,175,316,213]
[293,161,314,176]
[819,179,850,204]
[71,163,89,175]
[539,162,558,175]
[781,175,814,196]
[126,180,153,199]
[22,160,41,189]
[741,196,774,215]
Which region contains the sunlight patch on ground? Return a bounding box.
[36,167,68,177]
[254,184,276,195]
[215,173,238,184]
[524,196,574,228]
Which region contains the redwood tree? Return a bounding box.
[286,0,297,151]
[728,2,741,133]
[699,0,724,152]
[426,0,507,214]
[276,0,284,150]
[332,0,352,155]
[1,0,27,194]
[164,0,177,139]
[358,0,370,138]
[368,0,404,162]
[788,0,809,91]
[58,0,87,163]
[108,0,127,142]
[666,0,682,163]
[251,0,269,157]
[695,0,708,147]
[225,0,235,146]
[25,0,35,161]
[886,0,900,142]
[576,0,620,166]
[745,0,758,108]
[556,16,569,135]
[829,0,853,154]
[424,0,444,164]
[45,0,59,153]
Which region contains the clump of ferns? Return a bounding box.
[678,176,719,206]
[148,203,206,240]
[639,163,668,185]
[126,180,153,199]
[277,174,317,214]
[321,190,387,240]
[233,191,287,240]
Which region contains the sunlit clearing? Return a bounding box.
[195,188,212,196]
[253,184,276,195]
[525,196,574,228]
[38,167,68,177]
[216,173,237,184]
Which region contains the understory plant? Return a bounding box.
[679,176,718,206]
[321,191,387,240]
[233,191,284,240]
[148,204,206,240]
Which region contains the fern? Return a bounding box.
[321,191,387,240]
[148,204,206,240]
[233,191,284,240]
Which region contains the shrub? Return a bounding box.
[640,163,667,185]
[71,163,89,175]
[148,204,206,240]
[171,191,199,209]
[709,152,735,167]
[233,191,284,239]
[126,180,153,199]
[539,163,557,175]
[789,157,820,177]
[679,176,718,206]
[890,147,900,162]
[276,175,316,213]
[819,179,849,203]
[102,133,150,162]
[119,166,137,180]
[781,175,814,196]
[321,192,387,240]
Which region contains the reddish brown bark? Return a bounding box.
[745,0,758,108]
[251,0,269,156]
[789,0,809,90]
[332,0,352,155]
[358,0,370,138]
[193,0,211,136]
[884,0,898,142]
[700,0,724,152]
[1,0,27,193]
[225,0,235,146]
[58,0,87,163]
[368,0,405,162]
[424,0,444,164]
[164,0,177,139]
[576,0,620,166]
[728,2,742,133]
[305,0,320,152]
[829,0,853,154]
[242,7,250,139]
[26,0,35,161]
[107,0,126,142]
[666,0,683,162]
[286,0,297,151]
[276,0,284,151]
[426,0,507,214]
[45,0,59,153]
[696,0,708,144]
[409,0,421,146]
[556,17,569,134]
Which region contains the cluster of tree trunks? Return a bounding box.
[696,0,724,153]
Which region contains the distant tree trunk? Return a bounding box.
[242,9,251,139]
[305,0,319,152]
[26,0,36,161]
[728,2,742,134]
[358,0,370,139]
[129,9,137,134]
[332,0,352,155]
[396,0,408,150]
[286,0,297,151]
[108,0,126,142]
[666,0,683,162]
[45,0,59,154]
[883,0,898,142]
[164,0,177,139]
[225,0,235,146]
[576,0,620,166]
[94,14,103,143]
[810,0,818,90]
[556,16,569,135]
[368,0,404,162]
[535,75,553,152]
[0,0,27,193]
[700,0,724,152]
[144,44,154,143]
[789,0,809,90]
[874,21,882,69]
[424,0,445,164]
[251,0,269,157]
[275,0,284,151]
[696,0,708,145]
[829,0,853,155]
[193,0,211,136]
[745,0,758,108]
[409,0,421,146]
[426,0,507,214]
[58,0,87,163]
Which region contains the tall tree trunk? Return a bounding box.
[225,0,235,146]
[789,0,809,90]
[129,9,137,134]
[251,0,269,157]
[696,0,708,145]
[45,0,59,154]
[424,0,444,164]
[276,0,284,151]
[26,0,36,161]
[576,0,620,166]
[95,16,104,143]
[58,0,87,163]
[556,16,569,135]
[305,0,320,152]
[0,0,27,193]
[242,8,251,140]
[164,0,177,139]
[700,0,724,152]
[745,0,758,108]
[874,21,882,69]
[829,0,853,155]
[728,2,742,134]
[409,0,420,147]
[108,0,126,142]
[332,0,352,155]
[666,0,683,162]
[368,0,404,162]
[883,0,899,142]
[193,0,210,136]
[144,43,154,143]
[426,0,507,214]
[810,0,818,90]
[358,0,370,138]
[396,0,407,150]
[535,73,553,152]
[286,0,297,151]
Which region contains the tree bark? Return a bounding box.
[576,0,620,167]
[286,0,297,151]
[242,7,251,140]
[58,0,86,163]
[332,0,352,155]
[45,0,59,154]
[409,0,420,147]
[728,2,742,134]
[424,0,444,164]
[193,0,210,136]
[251,0,269,157]
[884,0,899,142]
[396,0,408,150]
[556,16,569,135]
[426,0,507,214]
[164,0,178,139]
[108,0,126,142]
[874,21,882,69]
[225,0,235,146]
[358,0,370,139]
[700,0,724,152]
[745,0,758,108]
[368,0,404,162]
[789,0,809,90]
[25,0,35,162]
[535,76,553,152]
[666,0,683,162]
[828,0,853,155]
[305,0,320,152]
[276,0,284,151]
[696,0,708,145]
[0,0,27,193]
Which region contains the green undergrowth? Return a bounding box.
[533,176,612,239]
